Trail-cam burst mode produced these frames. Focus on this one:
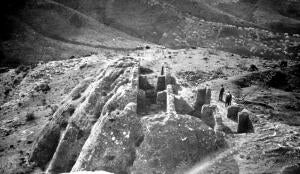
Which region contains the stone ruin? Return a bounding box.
[29,58,228,174]
[227,105,254,133]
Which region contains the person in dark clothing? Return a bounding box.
[225,91,232,107]
[219,85,225,101]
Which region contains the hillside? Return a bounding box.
[1,0,300,67]
[0,0,300,174]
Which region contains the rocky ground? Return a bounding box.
[0,46,299,174]
[0,1,300,173]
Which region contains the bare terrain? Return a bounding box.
[0,0,300,174]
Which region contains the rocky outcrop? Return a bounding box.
[30,77,94,169]
[30,57,139,173]
[29,59,226,174]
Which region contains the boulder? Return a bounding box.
[201,104,217,128]
[131,113,223,174]
[227,105,244,122]
[237,110,254,133]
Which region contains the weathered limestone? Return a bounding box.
[131,113,223,174]
[227,105,244,122]
[194,87,211,111]
[201,104,217,128]
[237,109,254,133]
[174,96,193,115]
[156,76,166,91]
[156,91,167,110]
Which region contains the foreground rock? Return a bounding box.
[131,113,222,174]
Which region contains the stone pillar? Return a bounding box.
[227,105,244,122]
[156,91,167,110]
[194,87,211,111]
[201,104,217,128]
[165,67,173,86]
[156,76,166,92]
[131,66,139,89]
[137,89,147,114]
[205,88,211,105]
[161,66,164,75]
[237,110,254,133]
[166,85,176,115]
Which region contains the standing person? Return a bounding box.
[225,91,232,107]
[219,85,225,101]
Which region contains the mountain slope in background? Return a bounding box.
[0,0,300,65]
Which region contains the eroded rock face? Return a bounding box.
[71,103,143,173]
[30,57,139,173]
[131,114,221,174]
[30,77,94,169]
